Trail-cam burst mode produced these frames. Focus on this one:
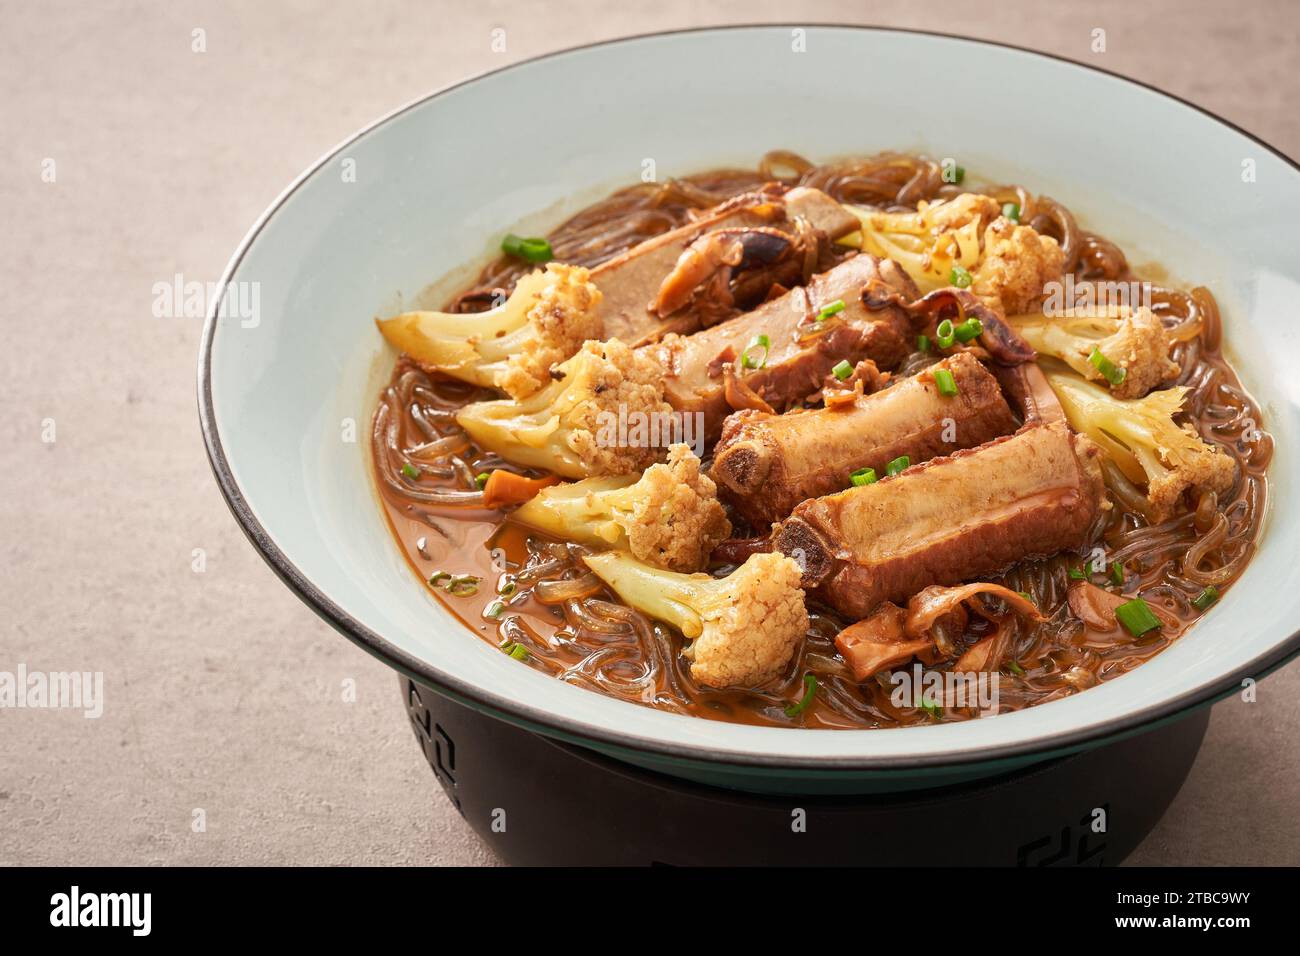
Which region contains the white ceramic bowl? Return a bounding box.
[199,26,1300,791]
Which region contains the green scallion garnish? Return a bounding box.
[954,166,966,184]
[953,317,984,343]
[1115,598,1162,637]
[849,467,877,487]
[475,472,490,489]
[916,334,930,353]
[401,462,420,480]
[832,359,854,381]
[1089,347,1128,387]
[935,318,956,349]
[499,581,517,596]
[934,368,958,397]
[499,640,530,661]
[886,455,910,476]
[501,234,552,263]
[1192,586,1220,612]
[484,600,506,619]
[817,299,846,321]
[919,698,943,719]
[446,575,481,597]
[429,571,453,588]
[1110,561,1125,586]
[741,333,771,370]
[784,674,818,717]
[1007,659,1026,676]
[1002,202,1021,222]
[950,265,973,289]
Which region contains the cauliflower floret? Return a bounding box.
[1045,369,1237,522]
[1092,307,1180,399]
[375,269,552,387]
[971,216,1066,315]
[1010,306,1179,399]
[1146,424,1238,521]
[456,339,672,479]
[686,552,809,687]
[842,193,1064,313]
[496,263,604,399]
[511,443,731,571]
[624,445,731,570]
[582,550,809,688]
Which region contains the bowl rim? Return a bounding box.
[198,23,1300,771]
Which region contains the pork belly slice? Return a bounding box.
[593,187,857,344]
[712,351,1018,527]
[641,254,920,444]
[773,420,1105,619]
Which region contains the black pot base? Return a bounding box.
[403,678,1207,866]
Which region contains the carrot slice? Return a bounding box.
[481,470,559,508]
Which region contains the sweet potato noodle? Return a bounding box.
[372,151,1269,729]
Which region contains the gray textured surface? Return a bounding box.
[1,0,1297,866]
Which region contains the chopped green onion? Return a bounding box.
[1068,560,1093,581]
[916,334,930,353]
[1002,202,1021,222]
[950,265,973,289]
[401,462,420,480]
[886,455,910,476]
[934,368,958,397]
[446,575,481,597]
[1088,347,1128,387]
[817,299,846,321]
[849,467,877,487]
[1017,591,1033,603]
[1006,659,1026,676]
[953,317,984,343]
[1192,586,1220,612]
[1115,598,1162,637]
[429,571,453,588]
[501,234,552,263]
[954,166,966,184]
[919,698,943,719]
[935,318,956,349]
[1109,561,1125,586]
[475,472,490,489]
[832,359,854,381]
[499,581,517,596]
[484,600,506,619]
[784,674,818,717]
[741,333,770,370]
[499,640,530,661]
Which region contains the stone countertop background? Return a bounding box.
[2,0,1297,865]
